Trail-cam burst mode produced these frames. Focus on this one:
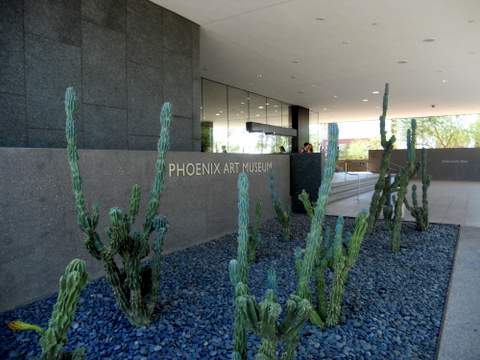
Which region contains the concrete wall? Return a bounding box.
[0,0,200,151]
[369,148,480,181]
[0,148,289,311]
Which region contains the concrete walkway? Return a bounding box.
[326,181,480,358]
[437,226,480,360]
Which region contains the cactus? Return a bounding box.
[248,200,263,263]
[64,87,171,326]
[298,190,315,219]
[7,259,88,360]
[230,173,312,360]
[367,83,396,233]
[269,171,291,241]
[404,147,430,231]
[383,119,419,251]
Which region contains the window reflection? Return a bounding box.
[202,79,292,154]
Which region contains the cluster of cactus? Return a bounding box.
[382,119,418,251]
[269,172,291,241]
[404,148,431,231]
[366,83,431,251]
[295,123,367,327]
[247,200,263,263]
[64,87,172,326]
[298,195,368,327]
[367,83,395,234]
[8,259,88,360]
[230,173,312,360]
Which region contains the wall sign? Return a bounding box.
[168,161,273,177]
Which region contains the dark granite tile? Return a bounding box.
[28,128,70,148]
[170,116,192,151]
[82,0,126,33]
[83,104,127,149]
[82,21,126,108]
[126,0,163,68]
[25,0,81,46]
[127,61,163,136]
[27,95,82,133]
[0,92,27,147]
[164,51,193,118]
[25,34,81,101]
[163,9,192,56]
[0,0,25,95]
[128,134,158,151]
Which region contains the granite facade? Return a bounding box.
[0,149,290,310]
[0,0,200,151]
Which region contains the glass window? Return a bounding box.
[227,87,250,153]
[201,78,293,153]
[203,79,227,153]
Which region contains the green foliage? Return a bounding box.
[338,138,381,160]
[248,200,263,263]
[64,87,171,327]
[470,117,480,147]
[269,172,291,241]
[8,259,88,360]
[397,116,471,148]
[404,148,431,231]
[230,173,312,360]
[298,190,315,219]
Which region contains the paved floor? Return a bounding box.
[326,180,480,359]
[437,226,480,360]
[327,180,480,227]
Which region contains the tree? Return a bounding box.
[470,118,480,147]
[397,116,470,148]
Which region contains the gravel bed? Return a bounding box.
[0,216,458,359]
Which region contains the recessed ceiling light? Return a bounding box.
[265,102,270,106]
[422,38,435,42]
[315,17,326,21]
[258,106,264,109]
[361,99,369,102]
[341,40,350,45]
[240,101,245,105]
[441,79,448,83]
[256,74,263,79]
[333,95,338,98]
[397,60,408,64]
[255,114,260,117]
[323,107,327,111]
[372,90,380,94]
[215,113,220,116]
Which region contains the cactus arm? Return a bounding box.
[146,216,168,316]
[39,259,88,359]
[143,103,172,236]
[296,123,338,300]
[298,190,314,219]
[345,211,368,268]
[367,83,397,233]
[128,184,141,225]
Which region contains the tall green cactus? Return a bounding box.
[64,87,171,326]
[296,124,368,327]
[230,173,312,360]
[404,147,430,231]
[367,83,395,233]
[299,194,368,327]
[383,119,419,251]
[269,171,291,241]
[248,200,263,263]
[8,259,88,360]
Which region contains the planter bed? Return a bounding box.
[0,216,458,359]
